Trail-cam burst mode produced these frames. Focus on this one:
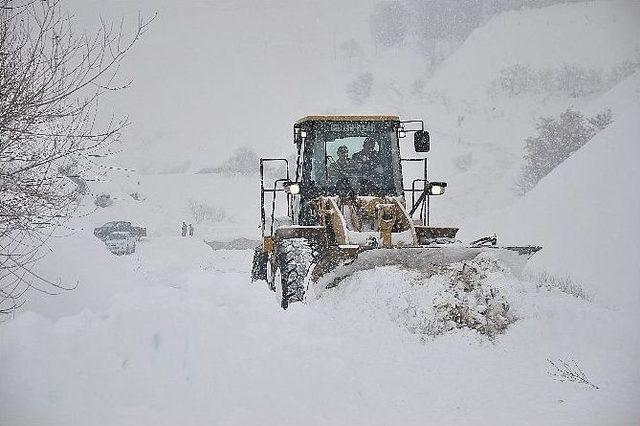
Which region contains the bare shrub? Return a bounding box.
[370,1,409,48]
[129,191,145,201]
[491,60,640,98]
[556,64,603,98]
[588,109,614,131]
[548,358,599,389]
[188,200,228,224]
[608,58,640,85]
[527,271,592,302]
[347,72,373,105]
[516,108,612,195]
[339,38,364,66]
[202,146,258,176]
[492,64,535,96]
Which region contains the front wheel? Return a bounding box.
[272,238,314,309]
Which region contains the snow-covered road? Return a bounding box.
[1,236,638,425]
[2,1,640,424]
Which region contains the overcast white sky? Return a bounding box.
[67,0,383,172]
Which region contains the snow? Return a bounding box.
[2,241,639,425]
[429,1,640,102]
[461,96,640,310]
[2,1,640,425]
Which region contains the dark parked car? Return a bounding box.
[94,221,147,241]
[105,232,136,255]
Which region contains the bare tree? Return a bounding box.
[0,0,153,316]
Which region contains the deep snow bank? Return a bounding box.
[461,99,640,309]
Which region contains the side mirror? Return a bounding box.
[283,181,301,195]
[414,130,430,152]
[428,181,447,195]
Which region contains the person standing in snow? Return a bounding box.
[181,222,187,237]
[188,223,194,237]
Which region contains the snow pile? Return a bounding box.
[429,255,514,337]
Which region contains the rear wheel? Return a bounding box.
[273,238,314,309]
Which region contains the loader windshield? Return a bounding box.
[309,121,403,196]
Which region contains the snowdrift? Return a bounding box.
[461,98,640,309]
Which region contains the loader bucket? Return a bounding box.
[305,244,541,301]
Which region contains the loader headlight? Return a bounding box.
[428,181,447,195]
[284,182,300,195]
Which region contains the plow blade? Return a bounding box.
[305,244,541,301]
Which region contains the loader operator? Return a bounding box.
[352,137,380,173]
[328,145,351,180]
[352,136,386,194]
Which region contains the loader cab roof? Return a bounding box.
[295,115,400,125]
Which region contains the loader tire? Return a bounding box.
[274,238,314,309]
[251,246,268,282]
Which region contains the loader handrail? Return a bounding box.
[260,158,290,239]
[400,158,429,226]
[410,178,428,224]
[269,178,290,237]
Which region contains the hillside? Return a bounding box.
[410,0,640,224]
[461,92,640,309]
[2,2,640,425]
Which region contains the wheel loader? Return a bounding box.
[251,115,541,309]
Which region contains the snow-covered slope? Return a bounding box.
[413,0,640,224]
[2,2,640,425]
[461,96,640,310]
[428,0,640,102]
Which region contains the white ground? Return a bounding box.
[1,234,638,425]
[2,2,640,425]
